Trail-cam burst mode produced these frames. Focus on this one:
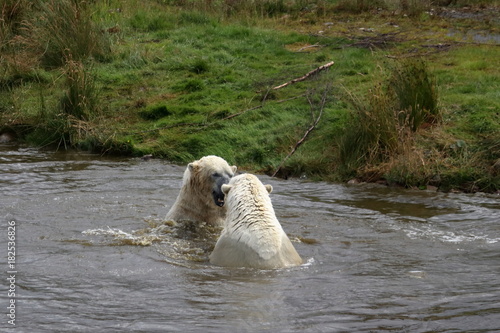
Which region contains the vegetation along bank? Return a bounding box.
[1,0,499,192]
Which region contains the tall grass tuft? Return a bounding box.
[388,59,440,131]
[33,0,110,68]
[1,0,35,84]
[60,60,99,121]
[337,83,399,179]
[337,59,440,181]
[26,60,100,149]
[1,0,31,38]
[2,0,110,90]
[2,0,109,68]
[2,0,107,148]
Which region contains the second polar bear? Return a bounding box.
[165,155,237,226]
[210,173,302,269]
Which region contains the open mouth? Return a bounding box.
[215,197,225,207]
[213,191,225,207]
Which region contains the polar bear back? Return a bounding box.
[210,231,302,269]
[209,173,302,269]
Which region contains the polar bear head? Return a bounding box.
[185,155,237,207]
[221,173,273,204]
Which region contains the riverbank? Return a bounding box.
[1,0,498,192]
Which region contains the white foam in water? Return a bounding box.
[83,226,134,238]
[405,225,499,244]
[302,257,315,267]
[408,270,427,279]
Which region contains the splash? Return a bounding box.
[82,220,223,263]
[82,226,166,246]
[302,257,315,267]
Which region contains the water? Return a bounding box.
[446,29,500,44]
[1,144,499,332]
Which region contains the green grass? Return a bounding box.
[1,0,499,192]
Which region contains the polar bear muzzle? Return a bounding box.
[212,172,232,207]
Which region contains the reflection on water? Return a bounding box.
[1,144,500,332]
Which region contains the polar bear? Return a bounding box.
[209,173,302,269]
[165,155,237,226]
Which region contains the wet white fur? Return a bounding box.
[165,155,236,226]
[210,173,302,269]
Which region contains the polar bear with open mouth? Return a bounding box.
[165,155,237,226]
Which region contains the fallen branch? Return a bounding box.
[296,44,323,52]
[221,105,263,121]
[272,61,334,90]
[272,87,329,178]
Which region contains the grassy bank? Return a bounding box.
[1,0,499,192]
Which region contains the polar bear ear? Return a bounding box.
[222,184,232,195]
[265,184,273,193]
[188,162,198,172]
[231,165,237,173]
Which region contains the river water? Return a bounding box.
[1,144,499,332]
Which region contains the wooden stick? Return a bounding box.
[296,44,323,52]
[272,61,334,90]
[221,105,263,121]
[271,88,328,178]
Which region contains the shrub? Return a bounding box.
[0,0,32,39]
[337,83,399,178]
[388,59,440,131]
[1,1,37,82]
[33,0,110,67]
[337,59,440,181]
[384,142,438,188]
[60,60,99,121]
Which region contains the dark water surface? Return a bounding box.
[1,145,499,332]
